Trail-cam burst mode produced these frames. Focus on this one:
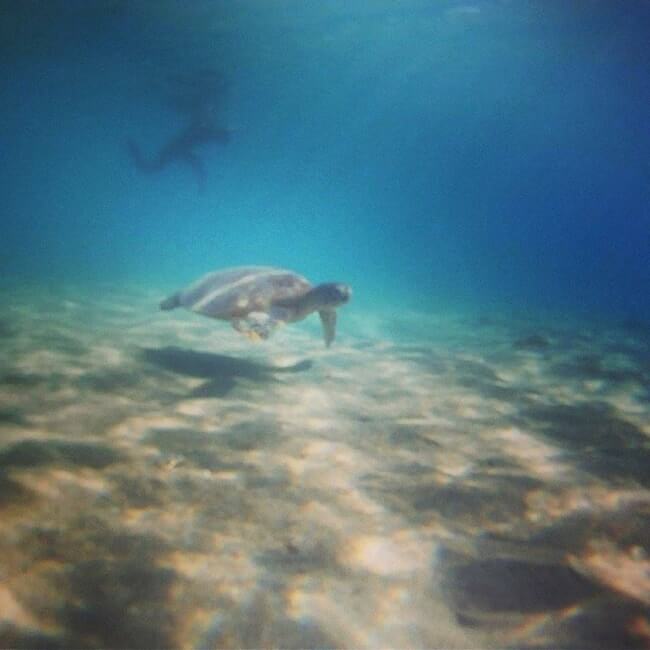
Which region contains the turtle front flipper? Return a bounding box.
[318,309,337,347]
[231,312,279,342]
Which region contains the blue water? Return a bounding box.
[3,0,649,320]
[2,4,650,648]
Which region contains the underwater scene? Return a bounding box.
[1,1,650,648]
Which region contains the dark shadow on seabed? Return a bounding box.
[140,346,312,398]
[0,439,123,471]
[516,400,650,488]
[438,544,650,650]
[0,524,178,650]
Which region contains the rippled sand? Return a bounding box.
[1,283,649,649]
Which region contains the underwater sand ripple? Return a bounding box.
[1,284,649,648]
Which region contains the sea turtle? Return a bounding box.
[160,266,352,347]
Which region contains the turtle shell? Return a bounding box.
[175,266,312,320]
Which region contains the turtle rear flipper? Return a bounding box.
[319,309,337,347]
[160,292,181,310]
[231,312,280,341]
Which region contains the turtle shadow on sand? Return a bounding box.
[140,346,312,398]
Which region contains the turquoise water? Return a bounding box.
[1,2,649,649]
[3,1,649,317]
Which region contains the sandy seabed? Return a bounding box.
[0,281,649,649]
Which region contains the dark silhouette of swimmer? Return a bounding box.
[128,108,231,192]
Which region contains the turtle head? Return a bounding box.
[311,283,352,308]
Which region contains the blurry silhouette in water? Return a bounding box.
[127,69,232,192]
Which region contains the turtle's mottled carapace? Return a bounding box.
[160,266,351,346]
